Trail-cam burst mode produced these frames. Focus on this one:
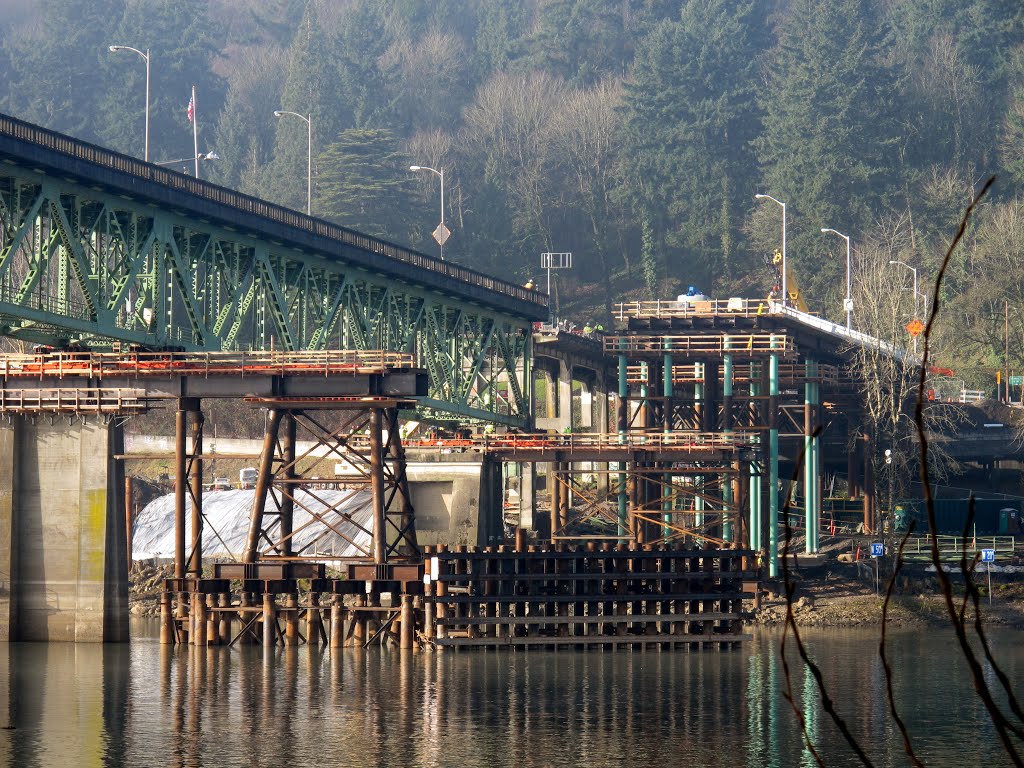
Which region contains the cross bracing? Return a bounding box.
[0,113,547,425]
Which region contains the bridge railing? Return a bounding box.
[0,349,418,379]
[615,297,769,319]
[624,361,839,386]
[604,333,795,356]
[0,113,547,311]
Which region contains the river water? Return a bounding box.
[0,621,1020,767]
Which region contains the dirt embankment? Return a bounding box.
[752,567,1024,629]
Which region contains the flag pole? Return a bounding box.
[191,86,199,179]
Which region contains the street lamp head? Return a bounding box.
[409,165,422,171]
[108,45,121,52]
[273,110,284,117]
[755,194,766,199]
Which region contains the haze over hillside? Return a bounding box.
[1,0,1023,392]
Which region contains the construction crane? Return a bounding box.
[765,248,809,312]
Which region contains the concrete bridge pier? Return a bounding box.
[0,417,128,642]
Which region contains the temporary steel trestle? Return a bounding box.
[161,392,428,648]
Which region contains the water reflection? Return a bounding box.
[0,623,1020,767]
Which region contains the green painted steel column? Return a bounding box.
[663,339,673,538]
[749,460,761,551]
[722,339,734,542]
[693,359,705,531]
[694,361,705,431]
[694,474,704,532]
[804,358,820,553]
[769,343,780,579]
[802,360,819,552]
[617,340,628,541]
[749,362,761,552]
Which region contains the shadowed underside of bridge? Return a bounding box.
[0,113,547,425]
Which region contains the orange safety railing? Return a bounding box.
[604,334,794,356]
[0,350,418,379]
[624,361,839,385]
[407,431,756,452]
[615,297,768,320]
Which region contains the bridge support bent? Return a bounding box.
[0,418,128,642]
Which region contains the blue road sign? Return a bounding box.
[870,542,884,557]
[981,549,996,563]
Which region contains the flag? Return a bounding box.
[187,94,195,123]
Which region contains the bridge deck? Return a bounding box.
[0,350,427,406]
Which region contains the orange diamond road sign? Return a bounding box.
[906,319,925,337]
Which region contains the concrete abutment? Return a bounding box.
[0,418,127,642]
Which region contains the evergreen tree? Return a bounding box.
[1000,50,1024,190]
[208,46,289,193]
[245,0,308,46]
[888,0,1024,180]
[332,1,399,131]
[755,0,900,311]
[529,0,631,87]
[4,0,126,139]
[469,1,531,83]
[622,1,767,293]
[96,0,227,163]
[264,1,337,212]
[316,127,416,243]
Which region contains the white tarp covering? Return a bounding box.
[132,488,375,560]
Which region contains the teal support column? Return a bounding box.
[663,341,673,539]
[722,343,734,542]
[749,460,761,552]
[694,475,705,532]
[769,347,780,579]
[694,361,705,431]
[617,342,628,541]
[749,363,761,552]
[804,358,820,553]
[694,360,706,534]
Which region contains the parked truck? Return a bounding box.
[240,467,258,489]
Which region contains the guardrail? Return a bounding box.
[898,534,1019,560]
[0,349,418,379]
[604,333,794,356]
[0,113,547,310]
[625,361,840,386]
[0,387,149,413]
[615,297,769,319]
[406,431,756,453]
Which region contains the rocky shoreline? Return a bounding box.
[752,571,1024,629]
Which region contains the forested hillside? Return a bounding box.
[2,0,1023,390]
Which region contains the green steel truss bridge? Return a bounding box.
[0,114,547,426]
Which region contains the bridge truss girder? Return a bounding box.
[0,171,531,425]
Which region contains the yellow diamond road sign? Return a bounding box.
[906,319,925,337]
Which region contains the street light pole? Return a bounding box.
[108,45,150,162]
[273,110,312,215]
[889,260,919,353]
[410,165,446,260]
[756,194,786,306]
[821,228,852,329]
